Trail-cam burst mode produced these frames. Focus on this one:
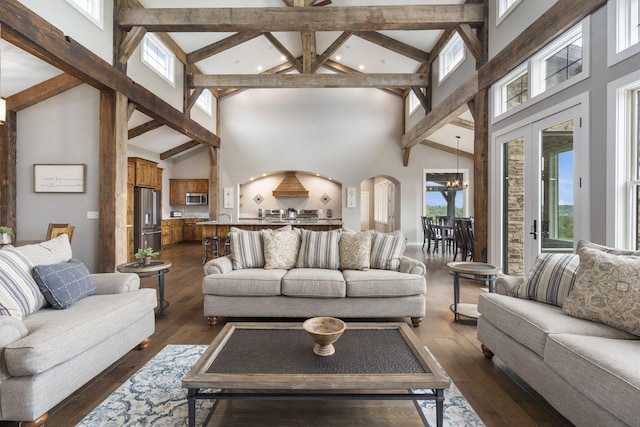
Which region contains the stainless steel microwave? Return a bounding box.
[186,193,208,205]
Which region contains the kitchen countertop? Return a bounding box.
[196,219,343,226]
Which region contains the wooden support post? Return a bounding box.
[0,110,17,235]
[98,90,129,272]
[469,88,488,262]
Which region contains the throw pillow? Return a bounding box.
[369,230,407,271]
[0,247,46,318]
[339,231,371,271]
[296,229,342,270]
[32,259,97,309]
[516,253,579,307]
[563,246,640,336]
[577,239,640,256]
[15,234,72,266]
[263,229,301,270]
[229,229,265,270]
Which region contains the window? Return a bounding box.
[531,23,583,97]
[616,0,640,52]
[196,89,213,117]
[66,0,102,27]
[374,181,389,224]
[498,0,521,18]
[623,87,640,249]
[439,32,465,82]
[494,65,528,116]
[141,34,175,86]
[408,90,422,115]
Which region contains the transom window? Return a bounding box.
[617,0,640,52]
[141,34,175,86]
[196,89,213,117]
[439,32,465,82]
[66,0,102,27]
[498,0,521,18]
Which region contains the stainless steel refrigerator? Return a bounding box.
[134,187,162,254]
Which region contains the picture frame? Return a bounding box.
[347,187,357,208]
[223,187,234,208]
[33,164,86,193]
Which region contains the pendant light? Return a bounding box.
[446,136,468,191]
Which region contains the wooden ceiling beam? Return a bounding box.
[0,0,219,147]
[187,32,263,64]
[118,5,485,32]
[311,31,352,73]
[301,31,317,74]
[6,73,82,111]
[128,119,163,140]
[354,32,430,63]
[451,117,475,131]
[160,140,200,160]
[263,32,302,73]
[456,23,483,63]
[322,60,404,97]
[190,73,428,89]
[420,139,474,159]
[401,73,478,149]
[117,26,146,64]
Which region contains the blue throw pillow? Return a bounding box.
[33,259,97,309]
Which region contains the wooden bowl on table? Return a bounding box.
[302,317,346,356]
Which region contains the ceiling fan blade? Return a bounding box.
[313,0,332,6]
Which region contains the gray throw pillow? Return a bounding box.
[33,259,97,309]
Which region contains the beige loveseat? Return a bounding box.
[0,235,157,426]
[202,227,427,327]
[477,240,640,427]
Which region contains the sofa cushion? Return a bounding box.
[263,229,301,270]
[32,259,97,309]
[343,269,425,297]
[577,239,640,256]
[339,231,371,271]
[282,268,346,298]
[296,229,341,270]
[516,253,579,307]
[563,246,640,336]
[545,334,640,427]
[4,288,157,376]
[14,234,72,266]
[229,229,265,270]
[478,293,636,357]
[202,269,286,296]
[369,230,407,271]
[0,247,46,318]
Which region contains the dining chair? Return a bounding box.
[45,223,69,240]
[425,217,443,253]
[49,226,75,243]
[421,216,429,250]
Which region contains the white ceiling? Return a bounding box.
[1,0,474,157]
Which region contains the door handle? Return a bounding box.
[530,220,538,240]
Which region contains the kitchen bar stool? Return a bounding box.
[202,236,220,264]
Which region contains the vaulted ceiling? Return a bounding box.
[0,0,481,158]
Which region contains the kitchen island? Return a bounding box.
[197,219,343,251]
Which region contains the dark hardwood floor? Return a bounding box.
[17,242,571,426]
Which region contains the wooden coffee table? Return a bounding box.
[182,322,450,427]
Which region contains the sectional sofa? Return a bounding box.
[0,235,157,426]
[202,227,427,327]
[477,240,640,427]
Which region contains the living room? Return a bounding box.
[1,0,639,426]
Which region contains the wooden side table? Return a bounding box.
[447,261,501,321]
[117,260,172,318]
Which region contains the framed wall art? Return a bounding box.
[33,164,86,193]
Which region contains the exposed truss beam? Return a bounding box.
[312,31,352,73]
[263,32,302,73]
[354,31,430,63]
[118,5,485,32]
[450,118,475,131]
[128,119,163,140]
[6,73,82,112]
[160,140,200,160]
[420,139,474,159]
[187,32,263,64]
[190,73,428,89]
[322,60,404,97]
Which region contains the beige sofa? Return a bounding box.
[0,236,157,426]
[202,227,427,327]
[477,241,640,427]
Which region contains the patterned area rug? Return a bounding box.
[78,345,485,427]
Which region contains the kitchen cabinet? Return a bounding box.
[183,218,205,241]
[155,168,163,190]
[169,179,209,205]
[161,220,172,246]
[170,220,183,243]
[129,157,160,189]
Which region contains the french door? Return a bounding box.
[497,105,585,274]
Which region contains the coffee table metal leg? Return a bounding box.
[412,397,430,427]
[188,388,196,427]
[436,388,445,427]
[157,271,165,318]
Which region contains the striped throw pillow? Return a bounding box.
[516,253,579,306]
[0,247,46,318]
[229,230,265,270]
[296,229,341,270]
[370,231,407,271]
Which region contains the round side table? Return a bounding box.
[447,261,501,322]
[117,259,172,318]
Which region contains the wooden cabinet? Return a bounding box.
[169,179,209,205]
[161,220,172,246]
[127,160,135,185]
[129,157,160,188]
[155,168,163,190]
[161,219,185,245]
[183,218,205,241]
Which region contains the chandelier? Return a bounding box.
[446,136,468,191]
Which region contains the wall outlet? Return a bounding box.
[87,211,99,219]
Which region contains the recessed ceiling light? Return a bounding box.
[257,65,263,71]
[262,173,267,177]
[280,55,286,61]
[250,177,255,181]
[234,59,241,64]
[336,55,341,60]
[380,59,386,64]
[358,65,365,70]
